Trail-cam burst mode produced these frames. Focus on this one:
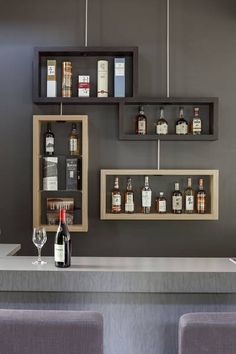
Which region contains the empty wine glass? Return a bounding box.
[32,227,47,265]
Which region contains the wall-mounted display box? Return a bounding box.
[33,115,88,232]
[33,47,138,104]
[119,97,218,141]
[100,169,219,220]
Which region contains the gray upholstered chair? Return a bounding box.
[0,309,103,354]
[179,312,236,354]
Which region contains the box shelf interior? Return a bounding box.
[34,47,138,101]
[100,169,219,220]
[119,99,218,141]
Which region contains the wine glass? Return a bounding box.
[32,227,47,265]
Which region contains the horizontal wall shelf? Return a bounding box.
[100,169,219,221]
[119,97,218,141]
[33,47,138,103]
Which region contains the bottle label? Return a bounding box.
[185,196,194,211]
[46,137,54,153]
[138,121,146,134]
[156,123,168,135]
[176,123,188,135]
[197,197,206,212]
[112,195,121,206]
[172,196,182,210]
[158,200,166,212]
[54,244,65,263]
[70,138,78,152]
[125,194,134,212]
[193,119,202,132]
[142,191,152,207]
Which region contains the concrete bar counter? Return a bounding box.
[1,256,236,354]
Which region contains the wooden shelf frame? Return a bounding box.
[33,46,138,103]
[33,115,88,232]
[118,97,219,141]
[100,169,219,220]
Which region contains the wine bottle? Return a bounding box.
[44,122,54,156]
[54,208,72,268]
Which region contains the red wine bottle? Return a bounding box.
[54,209,71,268]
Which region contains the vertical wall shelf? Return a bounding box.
[100,169,219,220]
[118,97,218,141]
[33,115,88,232]
[33,47,138,104]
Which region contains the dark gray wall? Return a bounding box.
[0,0,235,256]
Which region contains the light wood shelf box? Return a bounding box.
[33,115,88,232]
[100,169,219,221]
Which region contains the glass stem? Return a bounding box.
[38,248,42,263]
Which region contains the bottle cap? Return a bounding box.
[160,192,164,197]
[175,182,179,190]
[59,208,66,222]
[187,177,192,186]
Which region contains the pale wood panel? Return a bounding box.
[33,115,88,232]
[100,169,219,221]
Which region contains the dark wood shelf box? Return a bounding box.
[118,97,218,141]
[33,47,138,103]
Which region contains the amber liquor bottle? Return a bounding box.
[190,107,202,135]
[176,107,188,135]
[156,107,168,135]
[44,122,55,156]
[172,182,183,214]
[69,123,79,155]
[197,178,206,213]
[125,177,134,213]
[112,177,121,213]
[155,192,167,213]
[184,178,195,213]
[136,106,147,135]
[141,176,152,213]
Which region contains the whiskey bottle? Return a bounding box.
[155,192,167,213]
[112,177,121,213]
[190,107,202,135]
[44,122,55,156]
[125,177,134,213]
[141,176,152,213]
[185,178,195,213]
[155,107,168,135]
[136,106,147,135]
[176,107,188,135]
[197,178,206,213]
[69,123,79,155]
[172,182,183,214]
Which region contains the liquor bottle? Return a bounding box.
[44,122,55,156]
[112,177,121,213]
[54,208,71,268]
[69,123,79,155]
[125,177,134,213]
[155,107,168,135]
[155,192,167,213]
[141,176,152,213]
[197,178,206,213]
[172,182,183,214]
[185,178,195,213]
[176,107,188,135]
[190,107,202,135]
[136,106,147,135]
[62,61,72,97]
[97,60,108,97]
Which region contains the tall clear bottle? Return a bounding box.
[125,177,134,213]
[54,208,71,268]
[185,178,195,213]
[141,176,152,213]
